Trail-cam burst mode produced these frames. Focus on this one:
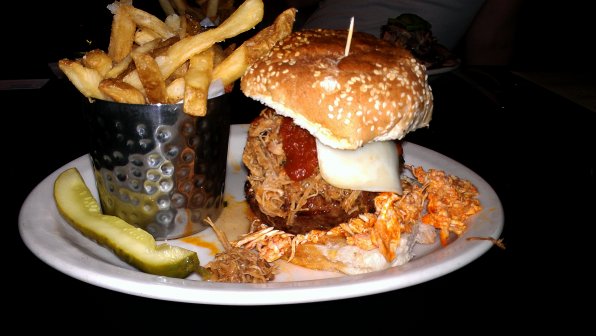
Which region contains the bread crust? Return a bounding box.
[241,29,433,149]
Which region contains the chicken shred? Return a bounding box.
[409,165,482,246]
[233,167,483,263]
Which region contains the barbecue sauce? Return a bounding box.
[279,117,318,181]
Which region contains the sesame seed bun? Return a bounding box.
[240,29,433,150]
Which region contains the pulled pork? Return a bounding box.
[242,109,376,234]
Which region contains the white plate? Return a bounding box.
[19,124,503,305]
[427,63,460,76]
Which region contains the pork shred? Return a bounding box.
[242,109,375,234]
[203,247,276,283]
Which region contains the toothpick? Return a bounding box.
[344,16,354,57]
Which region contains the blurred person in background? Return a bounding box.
[282,0,521,66]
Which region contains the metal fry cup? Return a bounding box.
[82,94,231,240]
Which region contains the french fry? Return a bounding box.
[178,14,189,39]
[99,78,146,104]
[59,59,108,100]
[167,61,189,83]
[159,0,176,16]
[165,0,263,75]
[206,0,219,20]
[212,8,296,87]
[184,48,214,116]
[211,43,228,68]
[165,13,181,33]
[166,77,185,104]
[123,6,176,39]
[184,6,204,23]
[125,0,264,89]
[217,0,237,21]
[108,40,160,79]
[82,49,113,77]
[62,0,277,116]
[106,38,162,79]
[214,43,236,92]
[183,12,204,36]
[151,36,181,57]
[108,3,136,62]
[134,28,161,45]
[171,0,187,14]
[132,53,167,103]
[212,47,248,88]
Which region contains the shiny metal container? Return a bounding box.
[82,95,230,240]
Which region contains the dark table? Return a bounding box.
[9,66,594,331]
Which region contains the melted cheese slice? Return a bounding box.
[316,140,402,194]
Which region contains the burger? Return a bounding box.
[238,28,433,274]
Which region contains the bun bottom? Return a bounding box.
[288,230,418,275]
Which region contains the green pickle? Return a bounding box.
[53,168,200,278]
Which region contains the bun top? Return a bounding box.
[241,29,433,149]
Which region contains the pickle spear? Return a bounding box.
[53,167,200,278]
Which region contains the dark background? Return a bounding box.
[4,0,594,332]
[3,0,595,79]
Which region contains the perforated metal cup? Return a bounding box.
[82,94,230,240]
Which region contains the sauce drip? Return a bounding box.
[279,117,318,181]
[180,236,220,255]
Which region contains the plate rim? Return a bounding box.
[427,62,460,76]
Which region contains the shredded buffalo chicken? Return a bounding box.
[234,165,483,264]
[410,165,482,245]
